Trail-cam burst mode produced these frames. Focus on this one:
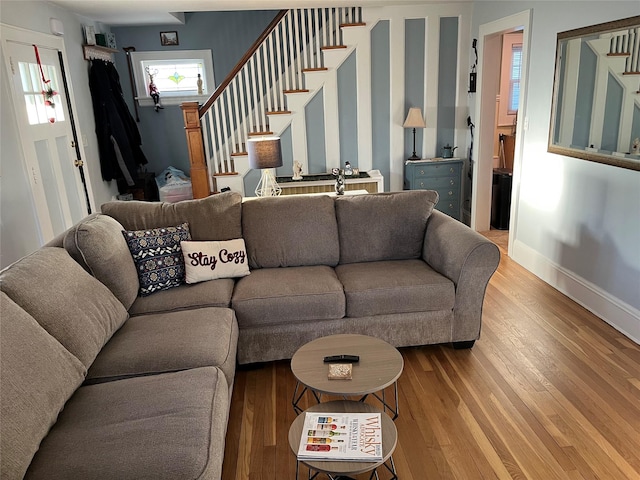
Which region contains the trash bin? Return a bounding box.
[491,168,512,230]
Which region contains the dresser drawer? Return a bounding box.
[435,199,460,217]
[412,163,461,179]
[413,176,460,190]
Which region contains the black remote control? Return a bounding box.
[323,354,359,363]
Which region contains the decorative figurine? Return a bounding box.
[197,73,203,95]
[292,160,303,180]
[344,161,353,176]
[334,169,345,195]
[145,66,164,112]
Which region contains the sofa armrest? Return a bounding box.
[423,210,500,342]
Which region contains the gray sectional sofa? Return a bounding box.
[0,190,500,479]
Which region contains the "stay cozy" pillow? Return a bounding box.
[180,239,250,284]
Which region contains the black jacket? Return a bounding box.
[88,59,147,188]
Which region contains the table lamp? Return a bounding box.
[247,136,283,196]
[403,107,426,160]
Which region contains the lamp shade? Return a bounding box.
[247,137,283,169]
[403,107,426,128]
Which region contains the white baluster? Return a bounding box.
[232,77,243,156]
[222,90,232,172]
[256,46,267,129]
[275,22,286,107]
[204,108,216,177]
[268,34,278,110]
[214,101,224,174]
[248,56,260,130]
[314,8,322,67]
[301,9,310,69]
[286,12,296,90]
[294,9,303,87]
[239,69,249,146]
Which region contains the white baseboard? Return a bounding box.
[511,239,640,344]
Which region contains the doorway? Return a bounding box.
[1,24,94,243]
[471,10,531,256]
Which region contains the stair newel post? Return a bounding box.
[180,102,211,198]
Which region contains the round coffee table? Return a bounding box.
[288,400,398,480]
[291,334,403,419]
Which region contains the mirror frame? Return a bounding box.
[548,15,640,171]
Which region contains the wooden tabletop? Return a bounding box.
[291,334,404,396]
[288,400,397,476]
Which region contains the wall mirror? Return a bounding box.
[548,15,640,171]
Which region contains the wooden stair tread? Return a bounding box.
[284,89,310,94]
[213,172,239,176]
[266,110,292,115]
[340,22,366,28]
[607,53,630,56]
[302,67,329,72]
[321,45,348,50]
[248,131,274,136]
[231,152,247,157]
[622,71,640,75]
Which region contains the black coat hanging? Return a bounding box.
[88,59,147,188]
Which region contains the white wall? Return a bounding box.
[471,1,640,342]
[0,1,118,268]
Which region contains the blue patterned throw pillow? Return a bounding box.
[122,223,191,296]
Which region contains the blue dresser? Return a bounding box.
[404,158,463,221]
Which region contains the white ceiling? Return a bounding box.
[50,0,462,26]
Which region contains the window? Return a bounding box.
[130,50,215,107]
[498,32,523,127]
[508,44,522,114]
[18,61,65,125]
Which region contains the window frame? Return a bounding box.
[130,50,215,107]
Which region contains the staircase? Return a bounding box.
[181,7,368,197]
[586,26,640,153]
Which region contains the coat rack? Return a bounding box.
[83,45,117,62]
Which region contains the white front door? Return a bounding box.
[1,25,93,243]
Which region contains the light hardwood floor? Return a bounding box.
[222,232,640,479]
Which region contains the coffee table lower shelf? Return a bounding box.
[288,400,398,480]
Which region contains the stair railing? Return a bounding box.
[181,7,362,197]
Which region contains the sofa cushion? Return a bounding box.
[123,223,191,296]
[128,278,235,316]
[181,239,250,284]
[64,214,139,309]
[86,307,238,387]
[335,191,438,264]
[25,367,229,480]
[0,248,128,368]
[242,195,340,268]
[102,190,243,241]
[232,265,345,327]
[0,293,86,480]
[335,259,455,317]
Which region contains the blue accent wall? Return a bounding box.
[371,21,391,191]
[111,10,278,176]
[404,18,425,159]
[306,88,327,174]
[572,40,596,148]
[436,17,458,154]
[601,72,623,152]
[338,51,358,168]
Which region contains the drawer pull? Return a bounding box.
[448,191,453,196]
[449,204,454,209]
[449,168,454,173]
[420,182,425,188]
[450,179,454,185]
[419,170,425,175]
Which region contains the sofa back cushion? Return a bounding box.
[0,248,128,368]
[242,195,340,268]
[101,191,242,241]
[0,292,86,480]
[64,214,139,309]
[336,191,439,264]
